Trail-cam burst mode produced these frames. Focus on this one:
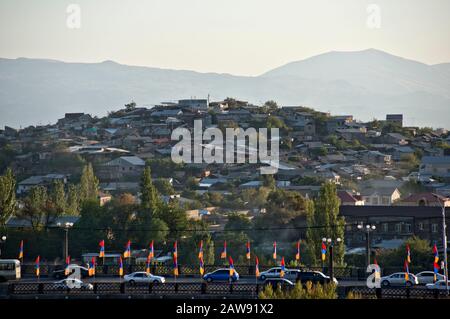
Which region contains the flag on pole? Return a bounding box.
[64,255,71,276]
[199,257,205,275]
[374,258,381,279]
[173,241,179,276]
[119,256,124,277]
[272,242,277,260]
[149,240,154,259]
[99,240,105,258]
[123,240,131,258]
[246,241,251,260]
[321,242,327,262]
[433,262,440,282]
[406,244,411,263]
[88,257,96,276]
[433,243,440,282]
[146,254,151,275]
[433,243,439,263]
[221,241,227,259]
[404,260,410,281]
[229,256,235,277]
[18,240,24,260]
[35,256,40,277]
[280,257,286,277]
[295,241,300,261]
[198,240,204,259]
[255,256,260,277]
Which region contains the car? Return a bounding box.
[426,280,450,290]
[124,272,165,284]
[259,267,295,281]
[53,278,93,290]
[296,271,338,285]
[264,278,295,289]
[380,272,418,287]
[415,271,446,285]
[202,268,239,282]
[52,264,89,279]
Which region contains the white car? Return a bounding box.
[124,272,165,284]
[380,272,418,287]
[53,278,93,290]
[259,267,298,281]
[426,280,450,290]
[415,271,446,285]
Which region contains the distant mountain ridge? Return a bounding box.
[0,49,449,129]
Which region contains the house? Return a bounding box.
[386,114,403,127]
[397,192,450,207]
[326,115,354,133]
[420,156,450,180]
[17,174,68,195]
[178,99,208,111]
[385,133,408,145]
[362,151,391,166]
[337,191,365,206]
[359,180,402,206]
[100,156,146,180]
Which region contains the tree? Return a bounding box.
[153,178,175,196]
[259,281,337,299]
[66,184,80,215]
[0,168,16,226]
[79,163,99,203]
[49,180,66,216]
[125,100,136,111]
[140,167,162,215]
[307,182,345,266]
[19,186,49,229]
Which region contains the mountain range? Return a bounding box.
[0,49,449,129]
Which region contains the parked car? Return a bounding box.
[259,267,295,281]
[426,280,450,290]
[416,271,446,285]
[124,272,165,284]
[53,278,93,290]
[203,269,239,282]
[264,278,295,289]
[296,271,338,285]
[52,265,89,279]
[380,272,418,287]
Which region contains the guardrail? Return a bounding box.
[7,282,450,299]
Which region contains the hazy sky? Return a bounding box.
[0,0,449,76]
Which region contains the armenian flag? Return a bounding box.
[119,256,124,277]
[199,257,205,275]
[221,241,227,259]
[173,241,179,276]
[255,256,260,277]
[433,262,440,282]
[229,256,235,277]
[198,240,204,259]
[433,243,439,263]
[272,242,277,260]
[280,257,286,278]
[64,255,71,276]
[295,240,300,261]
[123,240,131,258]
[146,254,151,275]
[35,256,40,277]
[404,260,410,281]
[88,257,96,276]
[406,244,411,263]
[374,258,381,279]
[321,242,327,262]
[99,240,105,258]
[149,240,154,259]
[246,241,251,260]
[18,240,23,260]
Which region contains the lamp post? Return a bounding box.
[322,237,341,281]
[432,193,448,295]
[57,222,74,260]
[357,223,376,266]
[0,235,6,257]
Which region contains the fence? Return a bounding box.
[345,287,450,299]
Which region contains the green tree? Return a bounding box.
[0,168,16,226]
[50,180,66,215]
[79,163,99,203]
[19,186,49,229]
[66,184,80,215]
[140,167,162,215]
[153,178,175,196]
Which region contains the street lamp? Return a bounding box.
[57,222,74,260]
[432,193,448,295]
[0,235,6,257]
[357,223,376,266]
[322,237,342,282]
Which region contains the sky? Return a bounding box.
[0,0,449,76]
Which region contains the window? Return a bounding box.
[382,223,389,232]
[405,224,411,233]
[432,224,438,233]
[418,223,424,231]
[395,223,402,232]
